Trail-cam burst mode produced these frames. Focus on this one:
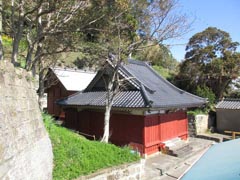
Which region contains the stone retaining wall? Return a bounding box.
[188,114,209,137]
[77,160,145,180]
[0,61,53,180]
[188,114,196,137]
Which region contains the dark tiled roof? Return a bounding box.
[58,59,206,109]
[58,91,146,108]
[120,59,206,108]
[216,99,240,109]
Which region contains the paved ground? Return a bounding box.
[142,138,215,180]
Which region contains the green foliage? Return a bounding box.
[2,35,12,47]
[2,35,12,59]
[135,44,178,71]
[195,85,216,111]
[225,78,240,98]
[227,91,240,98]
[43,113,140,180]
[153,65,173,79]
[187,109,208,116]
[2,34,27,66]
[177,27,240,99]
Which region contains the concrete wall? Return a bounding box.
[188,114,209,136]
[195,115,208,134]
[0,61,53,180]
[217,109,240,132]
[77,160,144,180]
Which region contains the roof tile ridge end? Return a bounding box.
[119,65,141,89]
[122,62,155,93]
[140,83,153,107]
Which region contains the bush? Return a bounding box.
[195,85,216,111]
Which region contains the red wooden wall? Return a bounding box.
[64,109,188,156]
[47,83,76,118]
[144,111,188,155]
[64,110,144,147]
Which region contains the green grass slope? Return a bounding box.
[43,113,140,180]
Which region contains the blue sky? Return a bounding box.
[168,0,240,61]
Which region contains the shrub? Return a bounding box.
[195,85,216,111]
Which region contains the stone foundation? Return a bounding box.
[77,160,145,180]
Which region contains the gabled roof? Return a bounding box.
[52,67,96,91]
[58,59,206,109]
[121,59,206,108]
[216,98,240,109]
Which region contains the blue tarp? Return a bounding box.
[181,138,240,180]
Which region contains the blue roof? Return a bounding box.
[181,138,240,180]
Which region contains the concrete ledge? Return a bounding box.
[197,133,231,143]
[76,160,145,180]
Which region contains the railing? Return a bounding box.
[224,131,240,139]
[76,131,96,140]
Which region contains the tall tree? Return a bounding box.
[99,0,191,143]
[177,27,240,99]
[2,0,96,108]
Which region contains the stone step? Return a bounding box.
[164,137,182,147]
[165,141,189,151]
[163,140,193,158]
[171,146,193,158]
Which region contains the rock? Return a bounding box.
[0,61,53,180]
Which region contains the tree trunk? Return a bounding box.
[217,78,231,100]
[12,35,21,64]
[0,0,3,61]
[26,46,34,70]
[38,61,45,110]
[11,0,24,65]
[0,36,3,61]
[25,31,35,70]
[101,104,111,143]
[101,70,117,143]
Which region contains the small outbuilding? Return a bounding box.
[58,59,206,156]
[216,98,240,133]
[45,67,95,118]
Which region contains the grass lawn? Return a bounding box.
[43,113,140,180]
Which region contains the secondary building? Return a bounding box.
[216,98,240,133]
[45,67,95,118]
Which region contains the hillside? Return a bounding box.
[43,113,140,180]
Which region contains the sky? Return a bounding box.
[167,0,240,61]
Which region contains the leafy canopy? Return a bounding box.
[177,27,240,99]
